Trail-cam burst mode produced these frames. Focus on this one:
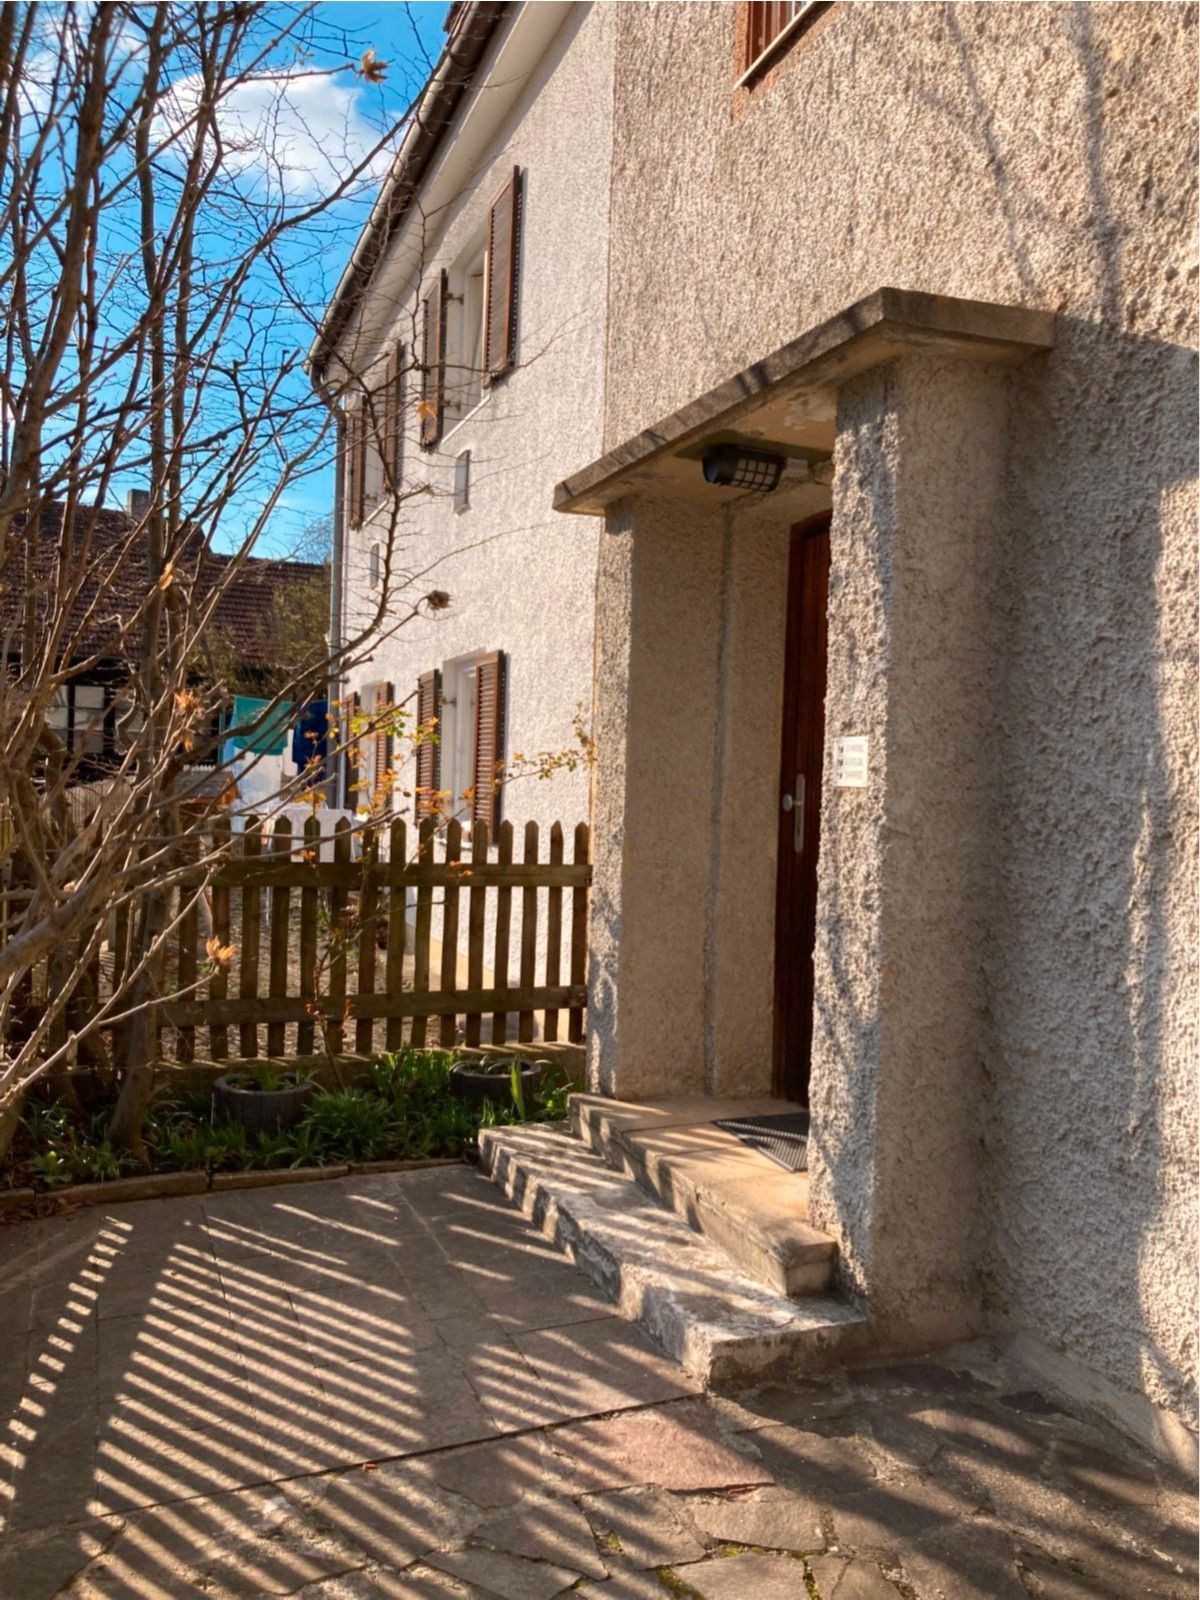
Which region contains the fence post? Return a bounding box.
[518,821,539,1043]
[326,816,351,1057]
[266,816,292,1058]
[569,822,589,1043]
[410,817,435,1048]
[385,818,408,1053]
[297,813,320,1056]
[491,821,513,1046]
[356,825,379,1055]
[464,820,489,1048]
[238,817,263,1060]
[438,819,463,1049]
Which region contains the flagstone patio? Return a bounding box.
[0,1166,1194,1598]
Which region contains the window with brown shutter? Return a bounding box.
[484,168,521,383]
[370,681,394,810]
[415,668,442,817]
[344,403,366,529]
[419,273,447,448]
[471,650,506,832]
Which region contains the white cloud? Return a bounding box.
[161,68,396,202]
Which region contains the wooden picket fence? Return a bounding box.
[150,814,591,1063]
[84,814,590,1066]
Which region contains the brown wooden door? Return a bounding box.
[773,512,831,1102]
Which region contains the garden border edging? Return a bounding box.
[0,1155,465,1220]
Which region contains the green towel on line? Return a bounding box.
[229,695,292,756]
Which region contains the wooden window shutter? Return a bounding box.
[471,650,506,832]
[344,406,360,529]
[372,680,394,807]
[341,690,360,810]
[419,273,447,448]
[383,344,404,491]
[356,405,369,526]
[484,167,521,382]
[415,668,442,817]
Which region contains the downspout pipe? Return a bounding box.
[320,386,346,809]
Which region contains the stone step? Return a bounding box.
[570,1093,838,1298]
[477,1124,865,1388]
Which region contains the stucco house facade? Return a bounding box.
[540,1,1195,1468]
[320,1,1197,1471]
[312,1,612,848]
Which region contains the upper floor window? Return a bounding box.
[419,166,523,451]
[739,2,826,86]
[446,238,487,423]
[344,346,404,529]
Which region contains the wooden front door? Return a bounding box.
[773,512,831,1102]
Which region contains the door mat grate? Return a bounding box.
[713,1112,809,1173]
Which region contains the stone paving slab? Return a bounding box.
[0,1167,1194,1600]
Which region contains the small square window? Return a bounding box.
[454,451,471,513]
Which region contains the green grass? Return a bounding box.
[8,1048,574,1190]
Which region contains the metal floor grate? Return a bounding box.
[712,1111,810,1173]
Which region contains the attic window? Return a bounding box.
[738,1,827,86]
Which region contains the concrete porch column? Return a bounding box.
[588,496,728,1100]
[808,350,1012,1345]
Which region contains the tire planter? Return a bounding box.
[213,1073,314,1136]
[450,1058,544,1107]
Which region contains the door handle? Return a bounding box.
[781,774,805,853]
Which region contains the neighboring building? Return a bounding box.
[543,2,1196,1467]
[5,497,329,799]
[312,2,612,846]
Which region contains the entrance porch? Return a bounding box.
[491,289,1056,1374]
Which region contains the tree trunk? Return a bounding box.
[106,889,170,1155]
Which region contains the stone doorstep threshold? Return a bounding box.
[0,1155,463,1219]
[479,1123,864,1388]
[570,1093,837,1299]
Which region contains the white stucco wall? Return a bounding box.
[597,2,1197,1448]
[336,2,613,855]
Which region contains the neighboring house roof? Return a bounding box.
[307,0,509,387]
[1,501,328,682]
[205,550,329,678]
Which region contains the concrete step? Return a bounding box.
[478,1124,865,1387]
[570,1093,838,1298]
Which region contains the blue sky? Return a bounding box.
[23,4,454,559]
[245,2,450,558]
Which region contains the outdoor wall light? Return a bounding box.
[701,443,786,492]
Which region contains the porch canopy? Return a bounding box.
[553,287,1053,515]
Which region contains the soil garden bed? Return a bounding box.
[1,1046,571,1213]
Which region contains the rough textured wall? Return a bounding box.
[588,497,727,1098]
[343,3,614,851]
[812,353,1009,1344]
[603,2,1197,1430]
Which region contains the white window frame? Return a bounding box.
[444,230,489,433]
[359,679,388,805]
[439,651,484,825]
